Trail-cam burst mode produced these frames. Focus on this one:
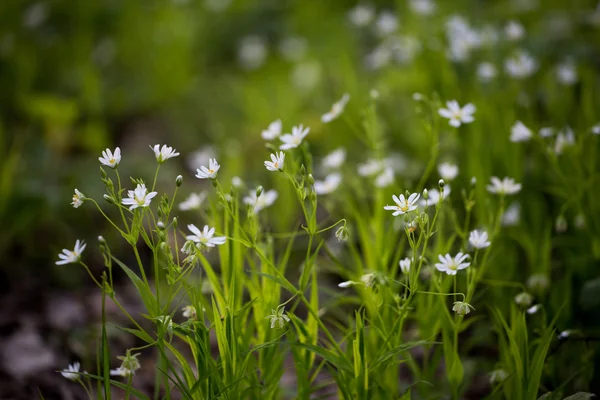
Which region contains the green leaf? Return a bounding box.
[370,340,438,370]
[290,342,354,374]
[111,256,157,314]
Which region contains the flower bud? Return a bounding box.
[438,179,445,189]
[307,174,315,185]
[103,194,115,204]
[172,217,178,229]
[256,186,263,198]
[423,189,428,200]
[555,215,567,233]
[100,167,108,180]
[176,175,183,187]
[514,292,533,308]
[157,221,166,230]
[527,274,550,293]
[370,89,380,99]
[98,235,106,244]
[338,281,353,288]
[335,225,349,242]
[300,164,306,176]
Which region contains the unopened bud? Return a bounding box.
[307,174,315,185]
[423,189,428,200]
[335,225,349,242]
[555,215,567,233]
[172,217,178,229]
[256,186,263,198]
[103,194,115,204]
[438,179,445,189]
[300,164,306,176]
[176,175,183,187]
[98,235,106,244]
[100,167,108,180]
[157,221,166,230]
[514,292,533,308]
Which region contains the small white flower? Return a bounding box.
[243,189,278,214]
[438,162,459,181]
[469,230,491,249]
[314,173,341,195]
[178,192,206,211]
[505,51,538,79]
[322,148,346,169]
[279,125,310,150]
[527,274,550,292]
[110,367,134,377]
[435,252,470,275]
[348,4,375,27]
[375,167,395,188]
[438,100,476,127]
[527,304,541,314]
[539,127,554,137]
[338,280,354,288]
[384,193,420,216]
[264,151,285,172]
[452,301,474,315]
[514,292,533,307]
[489,369,509,385]
[71,189,85,208]
[592,124,600,135]
[182,305,197,319]
[279,36,308,62]
[150,144,179,163]
[195,158,220,180]
[186,146,216,171]
[122,183,158,210]
[186,224,226,248]
[399,257,411,274]
[321,93,350,123]
[504,20,525,41]
[487,176,522,195]
[554,127,575,154]
[409,0,436,15]
[238,35,267,70]
[232,176,244,187]
[502,202,521,226]
[510,120,532,142]
[477,62,497,82]
[265,306,290,329]
[420,186,451,207]
[375,11,399,36]
[61,362,81,380]
[261,119,282,140]
[357,159,384,177]
[556,61,578,85]
[56,240,86,265]
[98,147,121,169]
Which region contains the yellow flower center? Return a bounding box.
[400,204,409,212]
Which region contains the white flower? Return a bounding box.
[490,369,509,385]
[71,189,85,208]
[504,20,525,41]
[150,144,179,163]
[338,280,354,288]
[438,162,458,181]
[182,305,197,319]
[322,148,346,169]
[195,158,220,180]
[502,202,521,226]
[592,124,600,135]
[505,51,537,78]
[243,189,278,214]
[348,4,375,27]
[409,0,436,15]
[265,306,290,329]
[514,292,533,307]
[469,230,491,249]
[556,62,578,85]
[438,100,476,127]
[178,192,206,211]
[554,127,575,154]
[56,240,86,265]
[539,127,554,137]
[420,185,451,207]
[264,151,285,172]
[452,301,474,315]
[122,183,158,210]
[314,173,341,195]
[232,176,244,187]
[279,36,307,62]
[321,93,350,123]
[477,62,497,82]
[279,125,310,150]
[435,252,471,275]
[186,224,226,248]
[527,304,541,315]
[186,146,216,171]
[238,35,267,70]
[487,176,522,195]
[61,362,81,380]
[261,119,282,140]
[357,159,384,177]
[375,11,399,36]
[375,167,395,188]
[510,120,532,142]
[110,367,134,377]
[399,257,411,273]
[384,193,420,216]
[98,147,121,169]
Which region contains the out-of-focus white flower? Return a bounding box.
[399,257,411,273]
[527,274,550,292]
[261,119,282,140]
[384,193,420,216]
[514,292,533,307]
[279,36,307,62]
[438,100,476,127]
[182,305,197,319]
[556,61,578,85]
[179,192,206,211]
[279,125,310,150]
[365,45,392,70]
[477,62,497,82]
[291,60,322,91]
[504,20,525,41]
[265,306,290,329]
[358,159,384,177]
[195,158,220,180]
[72,189,85,208]
[469,230,491,249]
[186,224,226,249]
[539,127,554,137]
[322,148,346,170]
[435,252,470,275]
[487,177,522,195]
[409,0,436,15]
[452,301,474,315]
[122,183,158,210]
[388,35,423,64]
[204,0,232,12]
[99,147,121,169]
[150,144,179,163]
[314,173,341,195]
[445,16,481,62]
[502,202,521,226]
[592,123,600,135]
[383,153,409,173]
[348,4,375,27]
[554,126,575,154]
[527,304,541,314]
[264,151,285,172]
[238,35,267,70]
[505,51,538,78]
[375,167,395,188]
[438,162,459,181]
[574,213,586,229]
[56,240,87,265]
[186,146,216,172]
[489,369,509,385]
[321,94,350,123]
[420,186,451,207]
[510,120,532,142]
[375,11,399,36]
[243,189,278,214]
[61,362,81,380]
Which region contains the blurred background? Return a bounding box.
[1,0,600,398]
